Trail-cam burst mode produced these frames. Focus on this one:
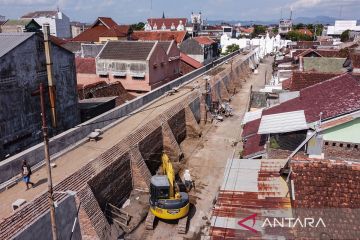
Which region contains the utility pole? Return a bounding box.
[43,24,57,128]
[39,83,58,240]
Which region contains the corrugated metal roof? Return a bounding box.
[210,158,292,239]
[0,32,34,58]
[258,110,308,134]
[242,109,263,125]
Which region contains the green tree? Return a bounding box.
[131,22,145,31]
[341,30,351,42]
[286,31,313,41]
[251,25,267,38]
[224,44,240,55]
[272,26,279,35]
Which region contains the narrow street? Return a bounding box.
[130,56,274,240]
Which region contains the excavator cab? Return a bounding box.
[150,175,170,204]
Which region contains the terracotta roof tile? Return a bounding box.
[75,57,96,74]
[193,36,215,45]
[96,17,117,28]
[296,29,313,36]
[71,25,109,42]
[264,73,360,123]
[242,119,261,138]
[350,52,360,68]
[242,134,266,158]
[287,71,340,91]
[180,52,203,68]
[132,31,186,44]
[99,25,130,38]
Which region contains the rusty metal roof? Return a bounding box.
[209,158,292,239]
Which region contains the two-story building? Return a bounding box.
[0,32,79,160]
[21,10,71,38]
[1,19,41,33]
[179,36,218,65]
[96,40,180,94]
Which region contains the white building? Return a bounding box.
[326,20,360,37]
[21,10,71,38]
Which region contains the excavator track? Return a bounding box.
[177,215,188,234]
[145,211,155,230]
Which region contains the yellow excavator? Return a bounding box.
[145,153,190,234]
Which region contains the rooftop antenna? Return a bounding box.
[281,8,283,20]
[290,9,293,20]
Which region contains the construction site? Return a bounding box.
[0,49,272,240]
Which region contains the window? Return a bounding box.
[332,142,336,147]
[339,143,343,147]
[133,76,145,80]
[324,142,329,146]
[99,75,108,78]
[355,145,358,149]
[114,75,126,79]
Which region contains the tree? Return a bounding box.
[131,22,145,31]
[272,26,279,35]
[341,30,351,42]
[286,31,313,41]
[251,25,267,38]
[224,44,240,55]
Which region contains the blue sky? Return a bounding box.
[1,0,360,24]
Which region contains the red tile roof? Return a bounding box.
[99,25,130,38]
[242,119,260,138]
[71,17,118,42]
[293,49,349,59]
[133,31,187,44]
[75,57,96,74]
[350,52,360,68]
[264,73,360,123]
[242,134,266,158]
[71,25,109,42]
[296,29,313,36]
[295,41,320,49]
[242,74,360,157]
[286,71,340,91]
[193,36,215,45]
[95,17,117,28]
[147,18,187,29]
[180,52,203,69]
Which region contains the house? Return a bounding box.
[180,52,203,75]
[325,20,360,37]
[21,10,71,38]
[0,32,79,160]
[96,40,180,93]
[71,17,118,43]
[295,29,313,37]
[132,31,187,44]
[98,25,132,43]
[241,74,360,160]
[1,19,41,33]
[179,36,218,65]
[145,17,187,31]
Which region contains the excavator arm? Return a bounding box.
[161,153,175,198]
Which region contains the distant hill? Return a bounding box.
[207,16,358,26]
[293,16,337,25]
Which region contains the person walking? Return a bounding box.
[22,160,34,190]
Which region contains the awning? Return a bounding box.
[258,110,308,134]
